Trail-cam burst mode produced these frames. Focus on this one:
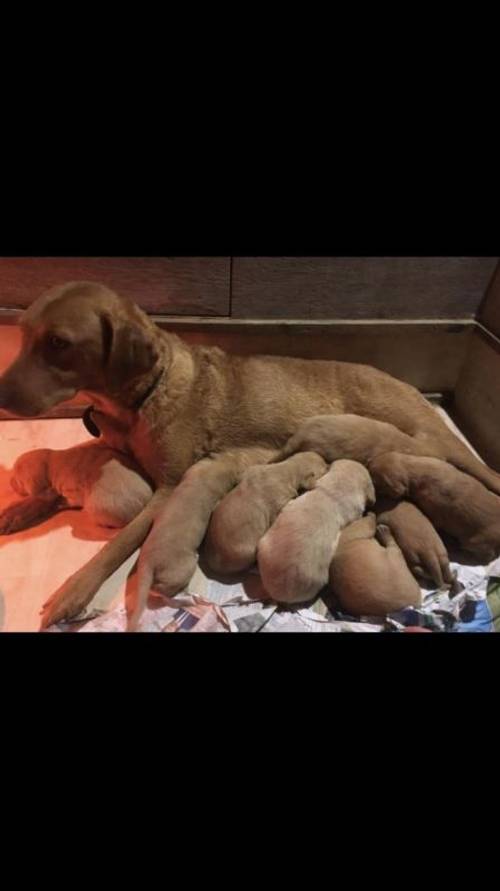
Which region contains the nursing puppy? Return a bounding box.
[202,451,327,575]
[375,499,454,589]
[370,453,500,563]
[277,414,443,465]
[257,459,375,605]
[0,441,153,534]
[327,515,422,616]
[128,447,274,631]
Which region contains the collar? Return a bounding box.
[130,365,166,412]
[82,365,166,438]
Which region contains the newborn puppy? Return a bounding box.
[202,451,327,575]
[327,514,422,616]
[376,498,453,588]
[0,441,153,533]
[277,414,443,464]
[370,452,500,563]
[257,459,375,605]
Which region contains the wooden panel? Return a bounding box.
[477,260,500,338]
[231,257,498,320]
[0,257,230,316]
[451,328,500,472]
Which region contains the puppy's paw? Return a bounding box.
[0,502,29,535]
[0,492,63,535]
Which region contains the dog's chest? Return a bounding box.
[126,414,200,486]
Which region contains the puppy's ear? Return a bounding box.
[301,468,323,490]
[100,313,158,382]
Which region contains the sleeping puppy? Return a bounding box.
[202,451,327,575]
[257,459,375,605]
[375,498,454,589]
[369,452,500,563]
[276,413,443,465]
[327,514,422,616]
[0,441,153,534]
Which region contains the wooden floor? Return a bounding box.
[0,408,480,632]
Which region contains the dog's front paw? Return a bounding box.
[39,574,97,629]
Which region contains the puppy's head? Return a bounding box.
[291,451,328,490]
[369,452,409,499]
[0,282,161,417]
[11,448,51,495]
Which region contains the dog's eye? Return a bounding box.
[48,335,71,350]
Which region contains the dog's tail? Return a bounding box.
[39,486,171,629]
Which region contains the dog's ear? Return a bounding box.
[100,312,158,382]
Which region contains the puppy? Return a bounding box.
[375,498,454,588]
[128,447,275,631]
[277,413,443,465]
[327,514,422,616]
[0,441,153,534]
[369,452,500,563]
[202,451,327,575]
[257,459,375,605]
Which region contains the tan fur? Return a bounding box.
[128,446,275,631]
[0,441,153,534]
[370,453,500,563]
[375,498,453,588]
[0,281,498,626]
[257,460,375,605]
[202,452,327,575]
[327,515,422,616]
[277,413,444,464]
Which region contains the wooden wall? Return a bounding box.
[0,257,497,320]
[230,257,498,320]
[0,258,230,316]
[477,260,500,338]
[452,327,500,472]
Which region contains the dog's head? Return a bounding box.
[0,282,161,417]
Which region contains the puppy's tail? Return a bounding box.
[39,486,171,629]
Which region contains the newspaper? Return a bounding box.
[46,552,500,633]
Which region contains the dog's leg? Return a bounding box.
[127,446,275,631]
[0,491,66,535]
[39,486,173,629]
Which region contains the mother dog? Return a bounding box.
[1,281,498,627]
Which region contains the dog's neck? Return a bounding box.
[81,334,196,432]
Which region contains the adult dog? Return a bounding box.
[1,281,498,627]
